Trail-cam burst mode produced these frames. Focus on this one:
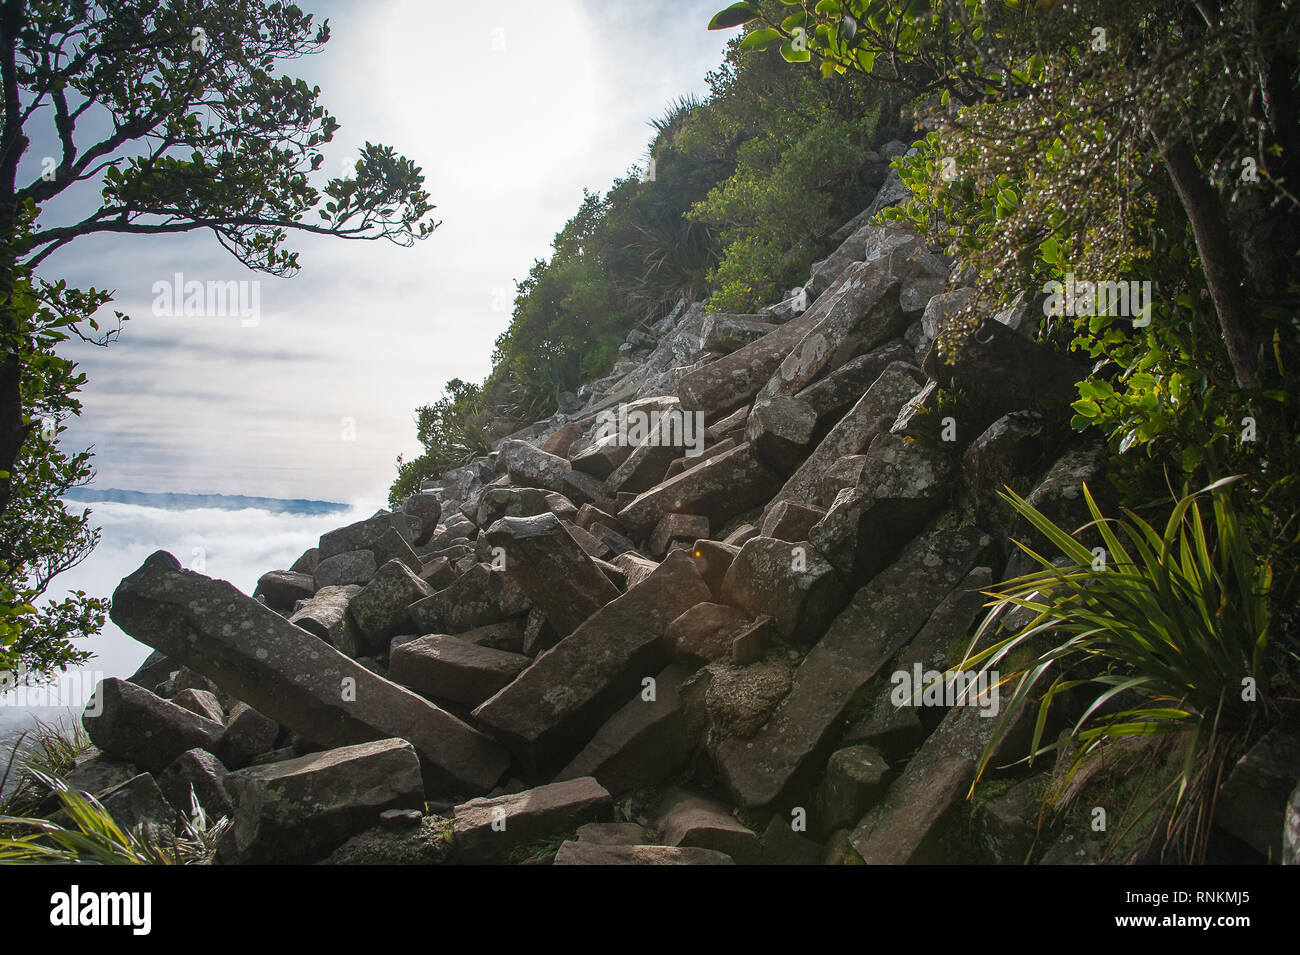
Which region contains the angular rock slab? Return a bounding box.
[110,551,509,794]
[83,677,224,774]
[719,536,848,643]
[617,443,779,539]
[389,634,531,708]
[715,526,989,808]
[849,698,1028,864]
[553,842,734,865]
[472,550,711,770]
[222,738,424,864]
[810,432,954,583]
[654,788,759,863]
[767,361,924,519]
[555,665,694,795]
[484,512,620,638]
[452,776,612,864]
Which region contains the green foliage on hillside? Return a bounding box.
[708,0,1299,862]
[391,8,902,501]
[681,38,890,311]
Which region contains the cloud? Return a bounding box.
[36,0,729,505]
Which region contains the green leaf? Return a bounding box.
[780,39,811,62]
[814,0,843,13]
[739,27,782,51]
[708,2,759,29]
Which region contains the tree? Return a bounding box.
[0,0,439,674]
[707,0,1299,391]
[0,263,106,677]
[0,0,439,517]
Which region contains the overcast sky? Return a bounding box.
[38,0,732,504]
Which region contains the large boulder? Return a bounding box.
[97,774,179,841]
[346,559,434,655]
[287,585,363,657]
[665,602,754,664]
[757,251,911,402]
[157,748,233,820]
[617,443,780,540]
[253,571,315,614]
[793,341,913,433]
[319,513,410,561]
[472,550,711,770]
[570,434,633,480]
[1215,722,1300,860]
[766,361,924,519]
[110,552,509,794]
[313,549,378,588]
[850,699,1028,864]
[83,678,224,774]
[745,396,818,472]
[452,777,612,864]
[484,513,620,638]
[407,563,514,634]
[389,634,531,708]
[961,410,1057,538]
[402,491,443,546]
[475,487,552,528]
[809,432,955,583]
[675,292,831,418]
[222,739,425,864]
[500,439,574,495]
[555,664,694,795]
[701,313,779,353]
[719,536,848,643]
[806,223,921,298]
[921,317,1084,438]
[715,525,990,808]
[653,788,759,863]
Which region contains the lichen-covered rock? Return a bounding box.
[157,748,232,820]
[83,677,224,774]
[472,550,711,770]
[288,584,362,656]
[715,525,989,808]
[110,551,508,794]
[767,361,923,519]
[222,739,425,864]
[745,396,818,472]
[347,559,433,654]
[313,549,378,588]
[680,657,795,755]
[809,432,954,583]
[719,536,848,643]
[484,512,620,638]
[452,777,612,864]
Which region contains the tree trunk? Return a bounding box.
[1158,134,1261,390]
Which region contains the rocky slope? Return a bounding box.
[63,162,1300,865]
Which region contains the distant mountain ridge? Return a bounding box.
[62,487,348,515]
